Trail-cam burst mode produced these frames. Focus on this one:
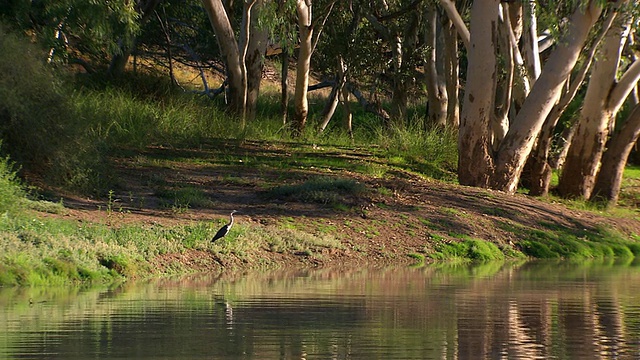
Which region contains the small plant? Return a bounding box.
[106,190,116,216]
[439,207,462,216]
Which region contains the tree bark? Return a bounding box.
[457,0,500,188]
[442,17,459,128]
[424,7,448,128]
[244,0,267,122]
[437,0,470,50]
[489,1,602,193]
[557,7,631,199]
[591,105,640,205]
[319,58,347,133]
[293,0,313,136]
[281,48,289,125]
[526,8,618,196]
[201,0,245,114]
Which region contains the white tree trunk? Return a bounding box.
[558,7,633,199]
[490,1,603,193]
[244,0,267,122]
[457,0,500,187]
[293,0,313,135]
[443,19,460,128]
[424,7,448,127]
[438,0,470,50]
[526,8,619,196]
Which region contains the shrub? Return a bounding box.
[0,25,69,175]
[0,151,25,215]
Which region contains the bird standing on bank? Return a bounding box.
[212,210,237,242]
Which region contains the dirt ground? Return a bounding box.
[46,140,640,275]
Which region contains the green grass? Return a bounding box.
[428,238,506,262]
[155,186,213,209]
[499,221,640,260]
[0,153,25,215]
[265,176,367,206]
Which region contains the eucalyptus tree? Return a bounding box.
[425,1,464,128]
[201,0,268,122]
[557,1,640,201]
[290,0,337,135]
[451,0,609,193]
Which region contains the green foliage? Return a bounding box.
[515,224,639,260]
[429,238,505,262]
[2,0,141,66]
[0,153,25,215]
[0,27,69,172]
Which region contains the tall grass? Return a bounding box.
[374,120,458,180]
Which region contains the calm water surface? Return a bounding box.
[1,261,640,359]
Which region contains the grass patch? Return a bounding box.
[265,176,366,206]
[429,238,505,262]
[506,222,640,260]
[156,186,213,209]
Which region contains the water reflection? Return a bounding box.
[1,260,640,359]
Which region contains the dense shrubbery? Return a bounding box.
[0,26,69,174]
[0,25,109,193]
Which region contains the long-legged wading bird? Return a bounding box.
[212,210,237,242]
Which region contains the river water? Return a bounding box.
[1,260,639,359]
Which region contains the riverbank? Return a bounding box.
[2,139,640,286]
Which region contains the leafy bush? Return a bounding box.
[0,25,69,174]
[0,25,116,194]
[0,152,25,215]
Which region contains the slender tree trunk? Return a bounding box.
[424,7,448,128]
[319,78,342,132]
[281,48,289,125]
[442,17,459,128]
[293,0,313,136]
[526,9,618,195]
[492,3,515,151]
[319,58,348,133]
[437,0,470,50]
[244,0,267,122]
[341,87,353,139]
[521,0,541,84]
[108,0,161,75]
